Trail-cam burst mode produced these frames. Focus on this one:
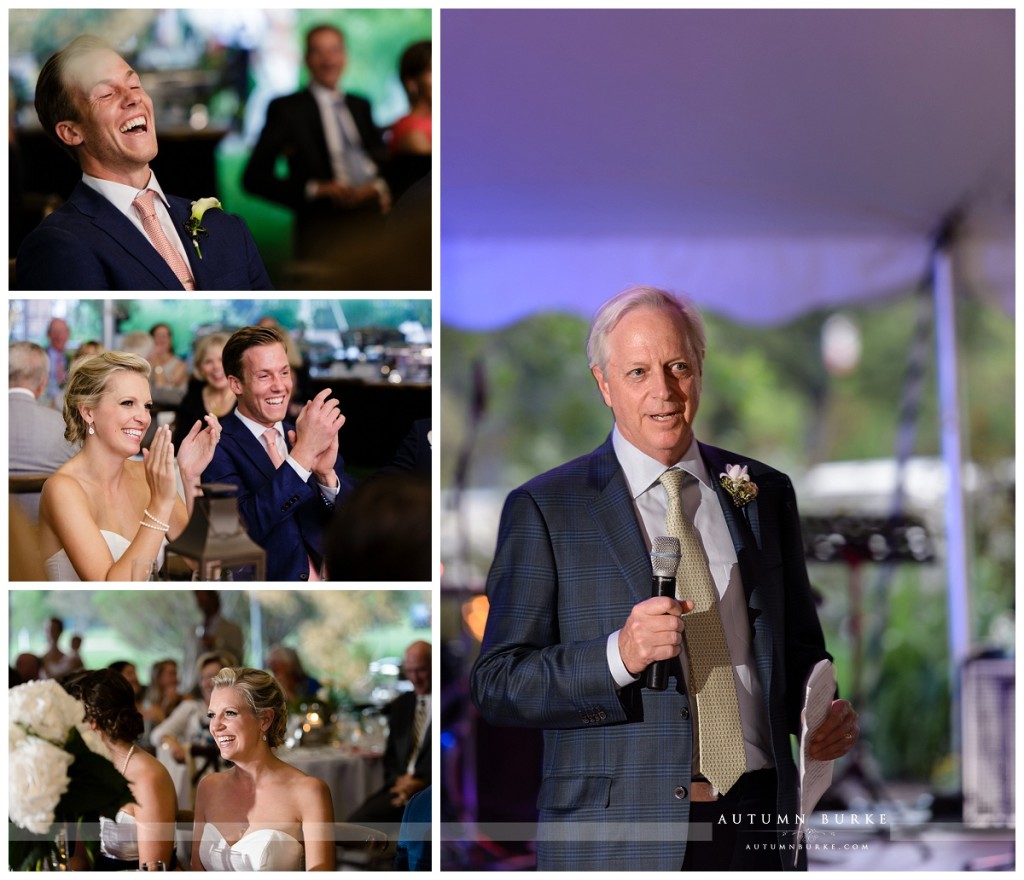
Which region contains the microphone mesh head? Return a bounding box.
[650,535,681,577]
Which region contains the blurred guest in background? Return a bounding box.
[152,649,237,810]
[72,339,105,364]
[144,658,185,728]
[325,472,430,581]
[266,645,321,706]
[182,590,244,694]
[192,667,335,870]
[64,669,178,870]
[147,322,188,406]
[39,351,221,581]
[40,616,72,679]
[349,641,431,830]
[9,341,77,484]
[65,633,85,674]
[390,41,431,157]
[203,326,354,581]
[243,24,390,288]
[257,315,307,418]
[44,317,72,407]
[16,35,272,290]
[14,652,43,683]
[172,332,236,449]
[109,659,146,712]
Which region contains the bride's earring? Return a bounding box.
[88,423,95,435]
[262,733,267,742]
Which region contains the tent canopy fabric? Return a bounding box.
[441,8,1014,328]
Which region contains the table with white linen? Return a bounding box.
[277,746,384,821]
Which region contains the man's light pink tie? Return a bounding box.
[261,427,285,469]
[131,189,195,290]
[261,427,319,581]
[659,467,745,795]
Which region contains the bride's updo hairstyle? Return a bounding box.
[63,351,152,444]
[211,667,288,748]
[63,668,145,744]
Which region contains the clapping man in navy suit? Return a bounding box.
[17,35,271,291]
[202,326,355,581]
[472,286,860,870]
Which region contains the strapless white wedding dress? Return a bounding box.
[44,530,166,581]
[199,825,305,871]
[99,810,139,862]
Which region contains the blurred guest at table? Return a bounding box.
[173,332,236,449]
[39,351,222,581]
[192,666,335,870]
[44,317,72,408]
[64,668,178,870]
[152,649,237,810]
[390,41,431,157]
[110,659,145,711]
[144,658,185,728]
[266,645,321,707]
[182,590,245,693]
[202,326,355,581]
[147,322,188,406]
[325,472,430,581]
[243,24,390,288]
[13,652,42,684]
[16,36,272,291]
[348,641,431,830]
[41,616,72,679]
[9,341,76,483]
[65,633,85,674]
[74,339,105,362]
[394,785,431,871]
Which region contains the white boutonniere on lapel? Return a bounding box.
[183,197,221,259]
[719,463,758,507]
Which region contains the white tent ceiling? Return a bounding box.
[440,8,1014,328]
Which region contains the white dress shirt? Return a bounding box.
[308,81,379,190]
[82,171,192,266]
[606,426,772,771]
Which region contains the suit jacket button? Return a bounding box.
[597,709,607,720]
[299,572,309,581]
[680,707,690,721]
[674,786,688,800]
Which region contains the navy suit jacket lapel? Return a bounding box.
[222,412,279,481]
[585,437,651,606]
[69,182,185,289]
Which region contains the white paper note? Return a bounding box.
[796,658,837,864]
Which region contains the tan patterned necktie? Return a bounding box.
[132,189,196,290]
[659,468,745,794]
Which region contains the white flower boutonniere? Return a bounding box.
[719,463,758,507]
[184,197,222,259]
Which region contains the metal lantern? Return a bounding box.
[166,483,265,581]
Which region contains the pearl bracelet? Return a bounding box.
[139,520,170,533]
[143,508,171,530]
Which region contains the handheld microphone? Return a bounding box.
[645,535,680,690]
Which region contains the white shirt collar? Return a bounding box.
[9,387,36,399]
[233,407,284,444]
[611,425,711,501]
[310,80,346,105]
[81,169,170,215]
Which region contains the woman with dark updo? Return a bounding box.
[63,669,178,870]
[192,667,335,870]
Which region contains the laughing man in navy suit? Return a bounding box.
[202,326,355,581]
[17,35,271,291]
[471,286,861,870]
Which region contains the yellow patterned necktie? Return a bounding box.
[659,467,745,794]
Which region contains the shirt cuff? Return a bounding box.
[286,454,312,483]
[318,480,340,503]
[607,630,640,689]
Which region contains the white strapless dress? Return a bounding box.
[199,825,305,871]
[44,530,166,581]
[99,810,139,862]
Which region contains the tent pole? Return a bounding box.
[932,246,971,673]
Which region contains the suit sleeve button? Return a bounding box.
[674,786,688,800]
[680,707,690,721]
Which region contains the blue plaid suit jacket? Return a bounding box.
[471,436,830,870]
